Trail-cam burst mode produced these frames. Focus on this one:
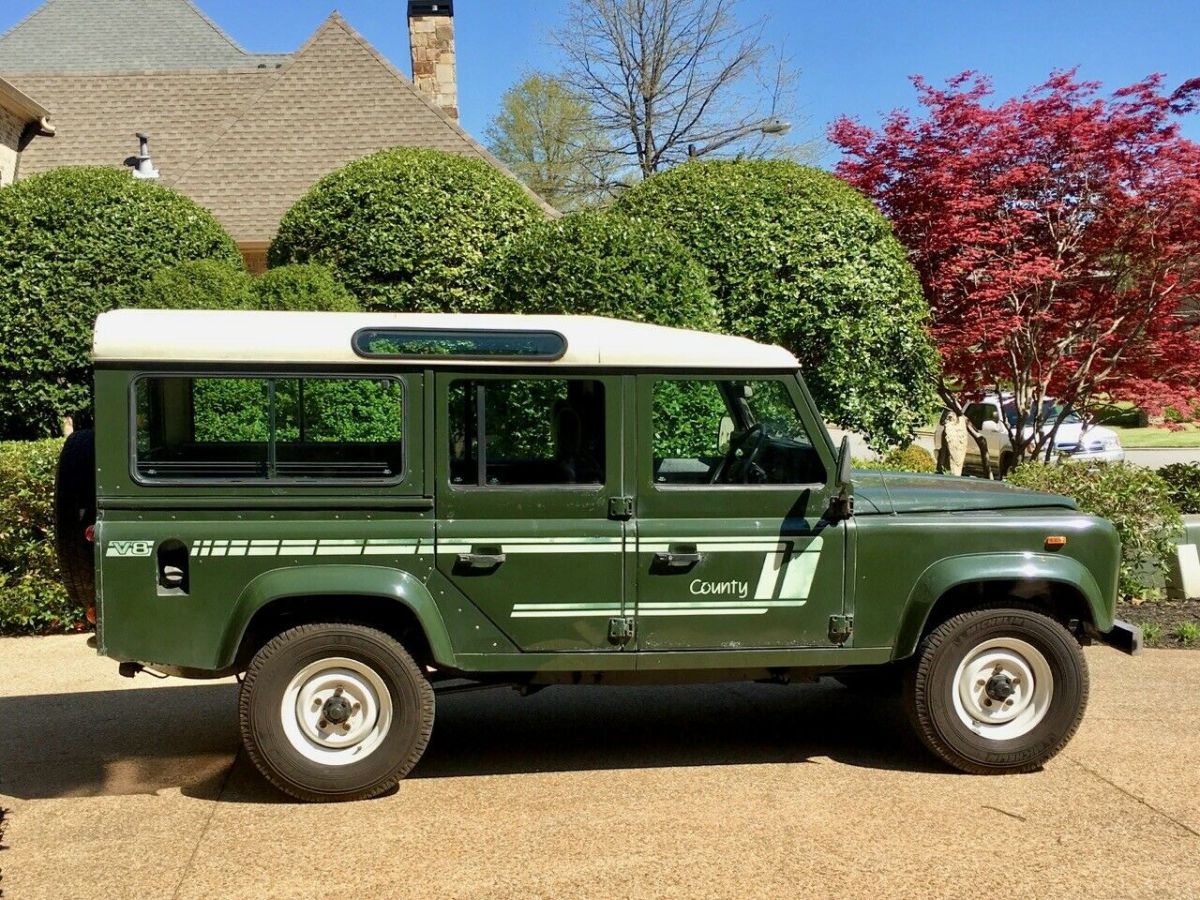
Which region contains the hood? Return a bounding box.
[851,470,1078,515]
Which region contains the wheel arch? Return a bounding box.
[219,565,458,671]
[892,553,1113,661]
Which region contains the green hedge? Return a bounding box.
[0,439,84,634]
[490,212,718,329]
[1007,462,1182,600]
[614,160,940,449]
[0,167,242,439]
[854,445,937,473]
[270,148,544,312]
[1160,463,1200,514]
[139,261,362,312]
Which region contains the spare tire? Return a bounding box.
[54,428,96,610]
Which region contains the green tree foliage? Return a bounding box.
[1007,462,1182,600]
[0,167,241,438]
[139,259,255,310]
[0,439,84,634]
[491,212,718,328]
[486,73,617,210]
[1160,462,1200,514]
[853,445,937,472]
[253,264,361,312]
[615,159,940,448]
[269,148,545,313]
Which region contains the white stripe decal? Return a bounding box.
[511,610,622,618]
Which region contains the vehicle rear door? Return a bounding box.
[434,373,628,652]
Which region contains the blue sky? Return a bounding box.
[5,0,1199,157]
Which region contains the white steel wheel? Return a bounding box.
[239,623,434,802]
[905,607,1088,775]
[950,637,1053,740]
[280,657,393,766]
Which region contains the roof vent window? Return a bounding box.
[353,328,566,361]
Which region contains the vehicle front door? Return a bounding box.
[434,373,627,652]
[633,375,846,651]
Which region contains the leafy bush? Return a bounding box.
[1160,462,1200,514]
[138,259,255,310]
[1007,461,1182,600]
[0,439,85,634]
[614,160,940,448]
[0,167,241,438]
[253,264,361,312]
[490,212,718,328]
[270,148,544,312]
[854,445,937,472]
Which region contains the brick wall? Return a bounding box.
[0,105,23,186]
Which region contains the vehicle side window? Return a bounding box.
[134,376,403,481]
[965,403,992,430]
[652,379,824,486]
[448,378,605,486]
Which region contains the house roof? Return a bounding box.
[6,13,556,240]
[93,310,800,370]
[0,0,289,72]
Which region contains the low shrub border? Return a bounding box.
[1160,462,1200,514]
[0,439,85,635]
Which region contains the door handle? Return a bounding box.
[457,552,507,569]
[654,551,702,568]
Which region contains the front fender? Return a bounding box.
[217,564,457,669]
[893,552,1114,660]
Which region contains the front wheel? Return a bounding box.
[239,623,434,802]
[904,608,1088,774]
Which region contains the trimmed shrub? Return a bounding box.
[253,264,361,312]
[138,259,255,310]
[0,439,84,634]
[269,148,544,312]
[854,445,937,473]
[614,160,940,449]
[1007,462,1182,600]
[1160,462,1200,514]
[490,212,718,328]
[0,167,241,438]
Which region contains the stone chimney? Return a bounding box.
[407,1,457,120]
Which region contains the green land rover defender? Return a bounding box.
[56,309,1140,802]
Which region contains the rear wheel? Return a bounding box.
[904,607,1088,774]
[239,623,434,802]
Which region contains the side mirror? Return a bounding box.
[836,434,853,489]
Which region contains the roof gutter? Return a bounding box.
[0,77,53,132]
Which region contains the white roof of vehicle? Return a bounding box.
[92,310,799,369]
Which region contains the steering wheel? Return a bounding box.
[709,423,768,484]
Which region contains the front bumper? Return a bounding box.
[1058,448,1125,463]
[1089,619,1143,655]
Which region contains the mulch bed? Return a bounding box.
[1118,598,1200,649]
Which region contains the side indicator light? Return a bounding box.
[1045,535,1067,549]
[84,524,95,543]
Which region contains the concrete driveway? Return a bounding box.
[1,636,1197,899]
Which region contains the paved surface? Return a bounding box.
[830,427,1200,470]
[1,636,1198,899]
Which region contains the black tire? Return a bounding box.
[239,623,435,802]
[904,607,1088,775]
[53,428,96,610]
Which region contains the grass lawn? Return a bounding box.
[1109,424,1200,449]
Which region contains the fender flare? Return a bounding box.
[216,564,457,669]
[893,552,1113,661]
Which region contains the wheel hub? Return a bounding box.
[984,671,1016,702]
[951,637,1055,740]
[322,694,352,725]
[280,657,393,766]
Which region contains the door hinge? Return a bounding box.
[828,615,854,645]
[608,496,634,520]
[608,616,635,646]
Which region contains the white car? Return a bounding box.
[934,395,1124,475]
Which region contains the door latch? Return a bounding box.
[608,616,635,646]
[828,615,854,645]
[608,496,634,520]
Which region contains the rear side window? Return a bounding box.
[448,378,605,486]
[134,376,403,481]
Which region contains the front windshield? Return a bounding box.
[1001,399,1081,428]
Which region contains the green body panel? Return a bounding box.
[90,362,1123,680]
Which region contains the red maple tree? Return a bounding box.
[830,71,1200,469]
